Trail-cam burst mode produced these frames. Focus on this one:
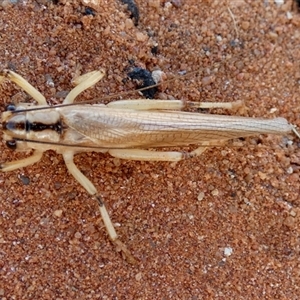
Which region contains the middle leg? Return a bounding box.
[62,151,137,264]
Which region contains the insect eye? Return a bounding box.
[6,140,17,150]
[5,103,16,112]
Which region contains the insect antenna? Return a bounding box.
[10,68,204,113]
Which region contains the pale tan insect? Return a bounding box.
[0,69,299,263]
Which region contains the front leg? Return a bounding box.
[63,70,105,104]
[0,69,47,105]
[0,150,44,172]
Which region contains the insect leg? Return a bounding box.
[107,99,245,112]
[63,70,105,104]
[62,151,137,264]
[109,149,187,161]
[0,150,44,172]
[292,126,300,139]
[187,100,245,112]
[109,146,231,161]
[189,140,228,157]
[107,99,186,110]
[0,70,47,105]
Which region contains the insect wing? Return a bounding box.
[60,106,292,149]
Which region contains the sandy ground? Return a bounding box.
[0,0,299,299]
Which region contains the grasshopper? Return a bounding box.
[0,69,299,263]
